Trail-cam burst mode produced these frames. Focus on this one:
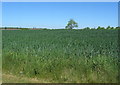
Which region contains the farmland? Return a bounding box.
[2,29,119,83]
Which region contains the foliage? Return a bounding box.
[65,19,78,29]
[20,28,29,30]
[97,26,105,29]
[2,29,119,83]
[106,26,111,29]
[115,27,120,29]
[83,27,90,29]
[106,26,115,29]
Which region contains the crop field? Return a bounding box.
[2,29,119,83]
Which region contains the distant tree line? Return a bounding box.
[65,19,120,30]
[0,26,120,30]
[83,26,120,30]
[0,27,48,30]
[1,19,120,30]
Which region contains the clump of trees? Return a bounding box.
[115,26,120,29]
[105,26,114,29]
[82,26,119,30]
[65,19,78,29]
[65,19,119,30]
[83,27,90,29]
[97,26,105,29]
[97,26,119,30]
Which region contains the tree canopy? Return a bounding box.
[65,19,78,29]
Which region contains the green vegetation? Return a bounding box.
[2,29,119,83]
[0,27,28,30]
[65,19,78,29]
[0,26,120,30]
[2,73,49,83]
[0,30,2,84]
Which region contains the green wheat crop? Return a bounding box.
[2,29,119,83]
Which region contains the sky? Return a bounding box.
[2,2,118,29]
[0,2,2,27]
[1,0,119,2]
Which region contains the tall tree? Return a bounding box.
[65,19,78,29]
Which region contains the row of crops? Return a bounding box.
[2,29,119,83]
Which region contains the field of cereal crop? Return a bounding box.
[2,29,119,83]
